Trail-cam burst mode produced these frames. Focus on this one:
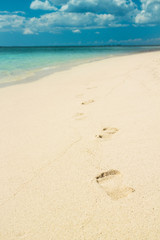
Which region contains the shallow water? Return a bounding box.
[0,46,160,87]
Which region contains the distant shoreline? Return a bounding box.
[1,46,160,89]
[1,44,160,48]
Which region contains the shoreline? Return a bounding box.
[0,51,160,239]
[1,46,160,88]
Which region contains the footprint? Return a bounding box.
[81,99,94,105]
[76,93,84,98]
[96,170,135,200]
[74,113,86,120]
[87,86,97,90]
[15,231,26,238]
[96,127,119,140]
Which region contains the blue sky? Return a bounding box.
[0,0,160,46]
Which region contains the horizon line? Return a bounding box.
[0,44,160,48]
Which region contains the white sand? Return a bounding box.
[0,51,160,239]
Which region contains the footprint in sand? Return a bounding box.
[96,127,119,140]
[87,86,97,90]
[76,93,84,98]
[15,231,26,238]
[96,170,135,200]
[74,113,86,120]
[81,99,94,105]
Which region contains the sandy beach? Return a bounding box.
[0,51,160,239]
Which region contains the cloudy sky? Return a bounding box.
[0,0,160,46]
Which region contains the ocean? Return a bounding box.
[0,46,160,87]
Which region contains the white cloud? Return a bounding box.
[1,0,160,35]
[145,37,160,44]
[30,0,138,22]
[30,0,57,11]
[23,28,34,34]
[25,12,115,34]
[106,38,143,45]
[14,11,26,15]
[94,14,114,26]
[0,11,25,15]
[61,0,134,12]
[72,29,81,33]
[0,13,25,31]
[0,11,10,14]
[135,0,160,24]
[59,0,138,21]
[49,0,68,5]
[27,0,139,33]
[107,37,160,45]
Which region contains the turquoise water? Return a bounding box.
[0,46,160,87]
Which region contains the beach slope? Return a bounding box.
[0,51,160,239]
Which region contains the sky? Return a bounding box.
[0,0,160,46]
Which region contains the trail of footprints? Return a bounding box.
[74,96,94,120]
[95,128,134,199]
[76,92,135,200]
